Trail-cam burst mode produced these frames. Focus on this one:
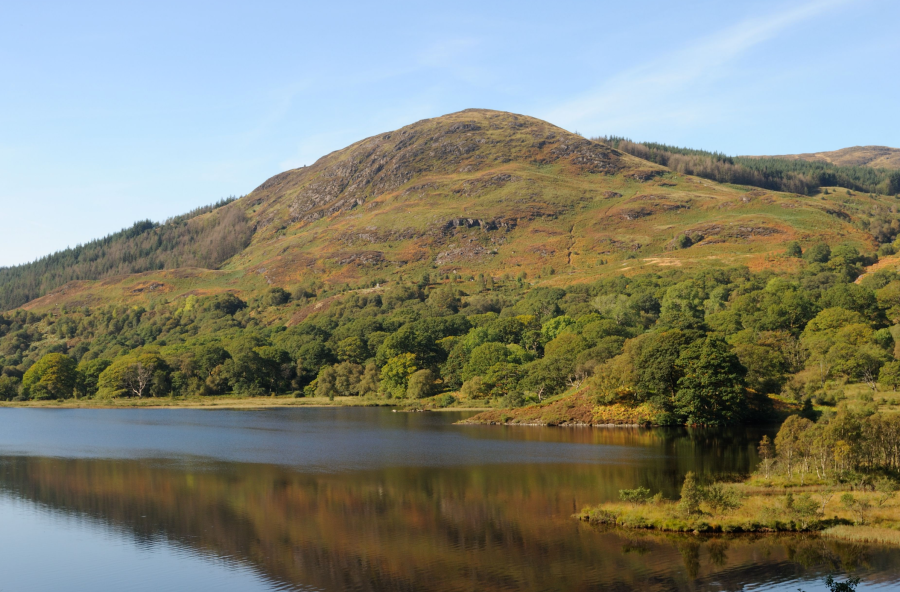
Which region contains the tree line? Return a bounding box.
[2,235,900,425]
[596,136,900,197]
[0,197,250,311]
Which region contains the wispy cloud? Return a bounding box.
[544,0,856,135]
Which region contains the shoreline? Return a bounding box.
[0,397,491,411]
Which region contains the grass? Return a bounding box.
[577,481,900,545]
[17,109,896,314]
[821,525,900,545]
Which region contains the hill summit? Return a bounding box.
[6,109,897,311]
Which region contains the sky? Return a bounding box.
[0,0,897,267]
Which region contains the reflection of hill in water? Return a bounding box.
[1,455,899,591]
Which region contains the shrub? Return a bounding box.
[702,483,742,513]
[262,287,290,307]
[619,487,653,506]
[436,393,456,408]
[461,376,487,399]
[840,493,872,524]
[500,390,525,408]
[678,472,702,515]
[875,477,899,507]
[791,492,820,529]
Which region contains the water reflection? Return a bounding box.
[0,409,896,591]
[2,452,899,591]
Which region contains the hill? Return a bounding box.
[8,109,899,312]
[761,145,900,169]
[4,110,900,424]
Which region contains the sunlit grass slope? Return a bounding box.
[15,109,896,312]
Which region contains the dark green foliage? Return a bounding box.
[633,330,698,408]
[598,136,897,196]
[805,243,831,263]
[0,199,250,311]
[262,287,291,307]
[619,487,653,505]
[785,241,803,258]
[702,483,741,512]
[0,243,896,423]
[0,375,20,400]
[674,337,748,426]
[77,358,111,397]
[678,472,702,515]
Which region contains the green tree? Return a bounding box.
[619,487,653,506]
[0,375,20,401]
[334,361,363,395]
[461,342,511,382]
[801,308,867,386]
[76,358,112,398]
[336,336,369,364]
[356,362,380,396]
[878,361,900,390]
[380,353,417,398]
[657,281,706,331]
[541,315,576,341]
[805,243,831,263]
[775,415,814,479]
[678,471,702,515]
[675,337,747,426]
[674,336,747,426]
[22,353,78,400]
[460,376,487,400]
[791,492,820,529]
[702,483,742,513]
[426,285,461,313]
[840,493,871,524]
[315,366,338,400]
[97,353,169,398]
[406,369,437,399]
[634,330,697,410]
[262,287,290,307]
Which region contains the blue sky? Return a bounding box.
[1,0,897,267]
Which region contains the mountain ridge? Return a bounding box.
[5,109,898,312]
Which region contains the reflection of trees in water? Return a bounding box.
[0,455,895,592]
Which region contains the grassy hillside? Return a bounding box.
[12,109,900,314]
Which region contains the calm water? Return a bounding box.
[0,407,897,592]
